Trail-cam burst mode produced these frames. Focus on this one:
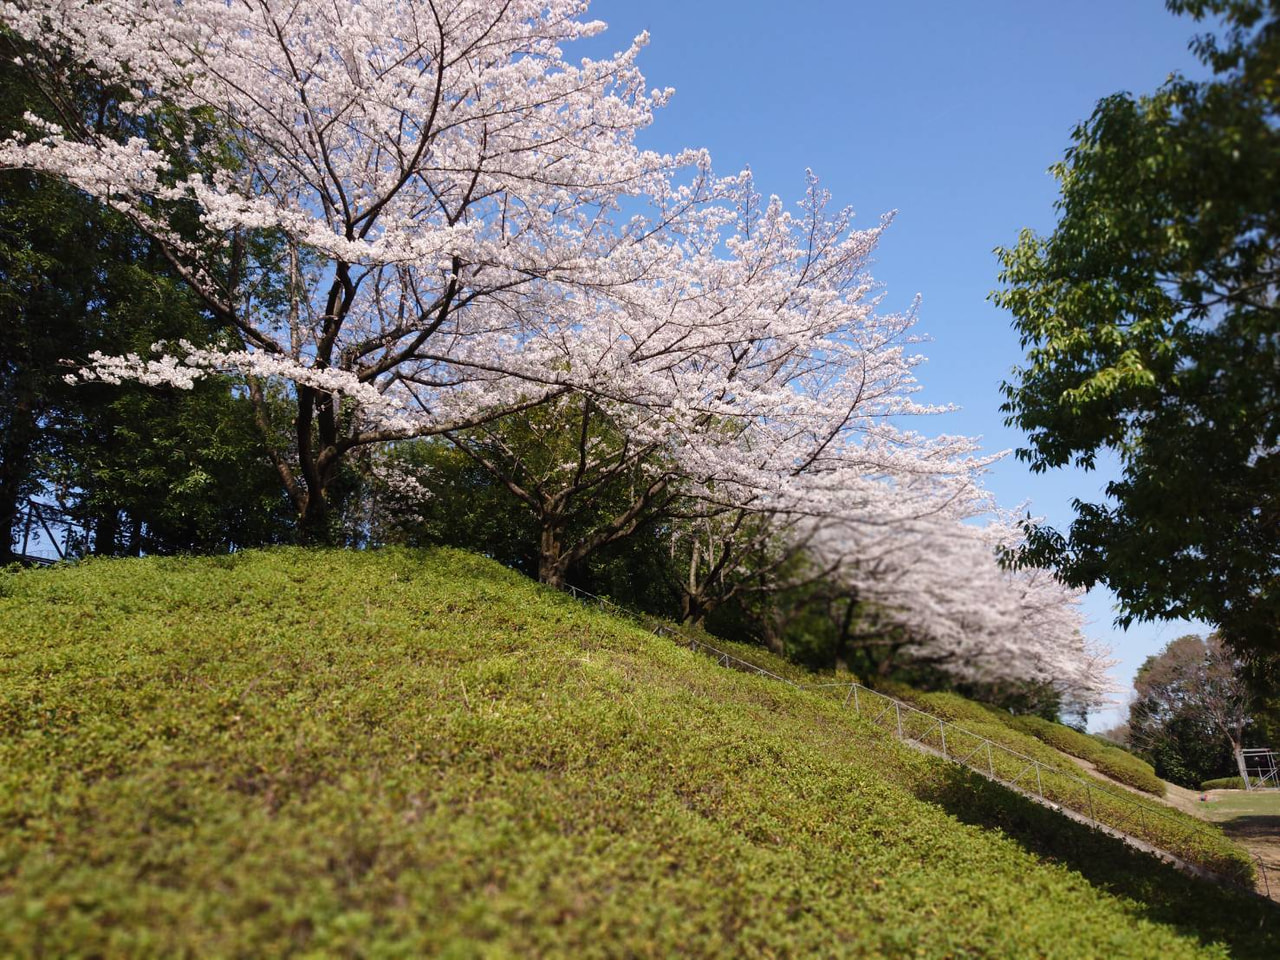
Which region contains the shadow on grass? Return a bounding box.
[1221,815,1280,843]
[916,764,1280,958]
[1219,815,1280,881]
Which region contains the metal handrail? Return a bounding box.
[561,582,1273,901]
[14,499,84,563]
[830,682,1234,845]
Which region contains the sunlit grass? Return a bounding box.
[0,548,1274,957]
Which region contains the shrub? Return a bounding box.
[1201,777,1247,791]
[1013,715,1166,797]
[855,690,1238,870]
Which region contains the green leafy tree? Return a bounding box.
[1128,634,1256,787]
[0,39,292,557]
[0,169,92,560]
[372,439,540,575]
[373,433,681,613]
[994,0,1280,655]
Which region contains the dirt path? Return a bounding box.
[1174,786,1280,898]
[1063,755,1280,898]
[1062,754,1159,800]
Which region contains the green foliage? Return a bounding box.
[1014,714,1167,796]
[1128,634,1263,788]
[0,549,1273,956]
[61,383,295,553]
[374,437,681,614]
[993,0,1280,655]
[375,439,540,573]
[1201,777,1248,790]
[385,395,684,588]
[0,38,292,556]
[1141,714,1237,790]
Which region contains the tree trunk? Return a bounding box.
[1232,738,1251,789]
[127,515,143,557]
[94,509,120,557]
[863,641,903,685]
[834,595,859,673]
[0,392,39,564]
[297,498,329,545]
[680,590,707,626]
[537,519,568,589]
[680,539,713,625]
[297,480,346,546]
[761,614,785,655]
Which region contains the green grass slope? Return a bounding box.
[1010,714,1165,795]
[864,686,1249,877]
[873,685,1161,796]
[1,548,1275,957]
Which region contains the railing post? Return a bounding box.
[895,701,903,739]
[1088,785,1096,822]
[853,685,860,715]
[21,500,33,557]
[843,684,854,708]
[940,721,947,759]
[986,741,994,777]
[1034,762,1044,798]
[45,505,65,559]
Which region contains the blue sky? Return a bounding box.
[585,0,1217,727]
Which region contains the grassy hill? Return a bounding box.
[1,548,1275,957]
[693,639,1245,881]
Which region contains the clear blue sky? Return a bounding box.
[586,0,1217,728]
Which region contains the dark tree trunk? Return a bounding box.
[297,492,335,546]
[538,518,568,589]
[127,515,143,557]
[761,615,786,656]
[94,509,120,557]
[876,646,904,680]
[680,591,707,626]
[680,538,709,625]
[834,595,859,674]
[0,392,39,564]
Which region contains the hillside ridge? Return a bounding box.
[0,547,1275,957]
[567,582,1266,896]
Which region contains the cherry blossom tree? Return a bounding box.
[1,0,1117,700]
[666,428,993,631]
[809,507,1117,706]
[0,0,715,538]
[386,169,991,591]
